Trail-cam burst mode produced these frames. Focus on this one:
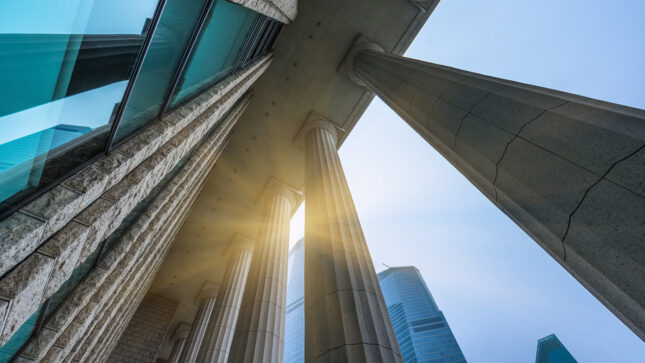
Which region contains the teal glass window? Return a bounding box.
[112,0,210,144]
[0,304,43,362]
[169,0,258,107]
[0,0,159,214]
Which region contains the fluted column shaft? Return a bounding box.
[303,118,402,363]
[347,41,645,339]
[197,242,254,363]
[181,292,217,361]
[168,336,188,363]
[168,323,191,363]
[228,182,298,362]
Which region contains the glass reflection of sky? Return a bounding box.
[0,81,127,146]
[0,0,157,34]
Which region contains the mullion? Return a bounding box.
[231,15,263,72]
[159,0,218,117]
[104,0,168,153]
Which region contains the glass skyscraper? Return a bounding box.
[535,334,577,363]
[284,238,305,363]
[378,266,466,362]
[284,245,466,363]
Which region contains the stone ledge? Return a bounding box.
[0,54,272,288]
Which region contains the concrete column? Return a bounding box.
[228,178,301,363]
[180,281,220,361]
[299,114,403,362]
[168,323,191,363]
[341,35,645,340]
[196,234,255,362]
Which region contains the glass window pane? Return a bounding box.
[0,0,159,214]
[169,0,258,108]
[0,304,43,361]
[113,0,209,144]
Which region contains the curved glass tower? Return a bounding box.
[378,266,466,363]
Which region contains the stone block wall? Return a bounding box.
[1,54,272,362]
[107,294,178,363]
[231,0,297,23]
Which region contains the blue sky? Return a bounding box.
[290,0,645,361]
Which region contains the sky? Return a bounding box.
[290,0,645,361]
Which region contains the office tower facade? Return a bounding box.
[535,334,577,363]
[284,238,305,363]
[0,0,643,361]
[378,267,466,362]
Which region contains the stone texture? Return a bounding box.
[38,221,90,298]
[198,236,254,363]
[229,0,295,23]
[605,146,645,197]
[229,180,300,363]
[345,39,645,339]
[107,294,178,362]
[9,56,267,362]
[61,165,110,210]
[0,253,55,345]
[94,151,133,192]
[564,180,645,334]
[0,212,46,276]
[57,93,247,362]
[73,197,119,262]
[21,185,82,242]
[302,115,402,363]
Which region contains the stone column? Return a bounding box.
[180,281,220,362]
[228,178,301,363]
[299,114,403,362]
[197,234,255,363]
[341,35,645,340]
[168,322,191,363]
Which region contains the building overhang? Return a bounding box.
[149,0,440,355]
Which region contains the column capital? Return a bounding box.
[172,322,191,342]
[338,34,385,86]
[256,177,302,212]
[194,280,220,305]
[224,233,255,258]
[294,112,345,149]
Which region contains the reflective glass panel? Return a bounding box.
[0,0,158,214]
[169,0,258,107]
[113,0,209,144]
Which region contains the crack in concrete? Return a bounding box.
[452,90,497,149]
[491,100,569,202]
[560,142,645,262]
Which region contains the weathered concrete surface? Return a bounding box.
[301,115,403,362]
[229,179,300,363]
[346,42,645,340]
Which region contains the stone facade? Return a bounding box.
[231,0,297,23]
[107,295,179,362]
[7,55,272,362]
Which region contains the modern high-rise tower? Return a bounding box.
[378,267,466,362]
[284,239,305,363]
[535,334,577,363]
